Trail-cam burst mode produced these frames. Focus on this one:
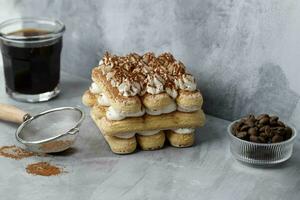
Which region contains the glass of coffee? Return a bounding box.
[0,18,65,102]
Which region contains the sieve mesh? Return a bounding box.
[18,109,82,142]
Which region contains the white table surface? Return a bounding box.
[0,69,299,200]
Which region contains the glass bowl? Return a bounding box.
[227,120,297,165]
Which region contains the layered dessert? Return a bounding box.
[82,52,205,154]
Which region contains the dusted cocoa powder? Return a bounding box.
[0,145,34,160]
[26,162,63,176]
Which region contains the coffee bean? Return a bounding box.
[259,125,270,132]
[248,114,255,118]
[277,121,285,127]
[285,127,293,139]
[272,135,284,143]
[269,116,279,126]
[236,132,248,139]
[258,136,266,143]
[240,118,247,123]
[232,129,238,136]
[257,114,269,120]
[270,116,279,122]
[259,126,265,132]
[264,125,271,134]
[266,129,275,138]
[240,125,250,131]
[232,122,239,128]
[271,129,280,137]
[270,120,277,127]
[259,117,269,125]
[257,123,263,128]
[232,122,241,135]
[248,127,258,135]
[248,114,256,121]
[260,132,269,138]
[233,114,290,144]
[245,120,255,127]
[270,121,277,126]
[277,127,286,136]
[250,135,259,143]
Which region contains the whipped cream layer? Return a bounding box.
[98,52,197,98]
[177,105,200,112]
[174,74,197,91]
[113,128,195,139]
[106,106,145,121]
[114,133,136,139]
[172,128,195,134]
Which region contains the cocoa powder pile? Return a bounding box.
[26,162,63,176]
[0,145,34,160]
[0,145,64,176]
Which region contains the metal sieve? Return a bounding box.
[0,104,84,153]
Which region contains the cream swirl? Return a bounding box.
[114,133,136,139]
[165,87,178,99]
[172,128,195,134]
[175,74,196,91]
[146,75,165,95]
[117,81,141,97]
[89,82,102,94]
[177,105,199,112]
[106,106,145,121]
[97,94,110,106]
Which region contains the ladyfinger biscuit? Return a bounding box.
[91,106,205,136]
[136,131,165,150]
[91,104,106,119]
[92,68,143,114]
[82,90,97,107]
[142,93,176,115]
[92,52,202,114]
[176,90,203,112]
[103,135,137,154]
[166,130,195,148]
[90,110,137,154]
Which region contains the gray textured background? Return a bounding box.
[0,0,299,128]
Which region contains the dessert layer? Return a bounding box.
[97,52,197,98]
[83,89,203,120]
[90,105,205,136]
[90,113,200,153]
[90,52,203,115]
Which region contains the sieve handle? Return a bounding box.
[0,104,29,124]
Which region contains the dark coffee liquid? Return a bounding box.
[0,28,62,94]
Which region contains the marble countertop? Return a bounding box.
[0,71,299,200]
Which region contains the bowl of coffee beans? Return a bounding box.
[228,114,297,165]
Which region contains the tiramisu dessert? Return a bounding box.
[82,52,205,154]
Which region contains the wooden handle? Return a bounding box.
[0,104,28,124]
